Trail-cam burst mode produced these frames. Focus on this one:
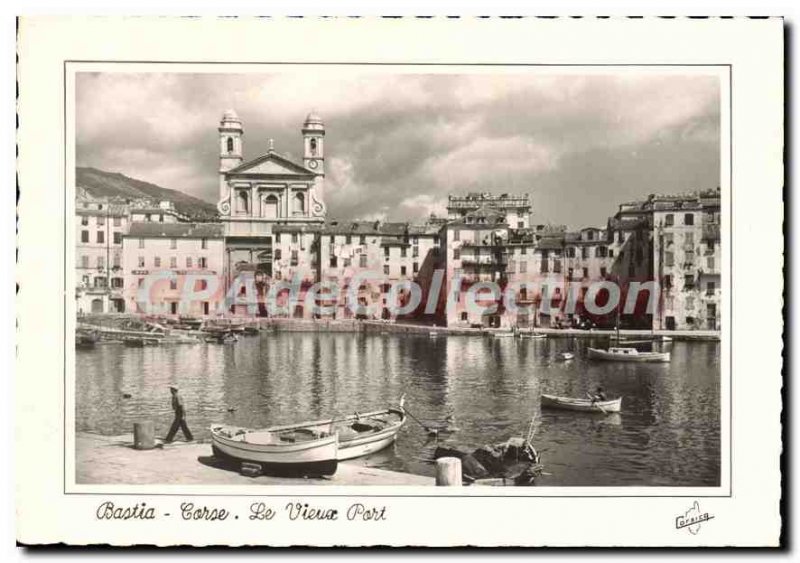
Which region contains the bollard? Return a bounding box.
[133,421,155,450]
[435,457,462,486]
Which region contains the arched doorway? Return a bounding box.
[91,298,104,313]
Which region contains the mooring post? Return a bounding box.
[133,421,155,450]
[435,457,462,486]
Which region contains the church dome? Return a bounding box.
[221,109,241,122]
[304,111,324,125]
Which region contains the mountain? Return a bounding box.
[76,167,219,220]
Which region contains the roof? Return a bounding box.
[226,150,313,176]
[273,223,324,234]
[126,222,223,239]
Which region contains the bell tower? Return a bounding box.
[302,111,325,175]
[219,109,243,173]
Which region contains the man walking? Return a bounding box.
[165,385,193,443]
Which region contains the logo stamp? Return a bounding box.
[675,501,715,535]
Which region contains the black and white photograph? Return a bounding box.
[14,16,782,547]
[73,69,724,489]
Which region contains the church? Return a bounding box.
[216,109,327,300]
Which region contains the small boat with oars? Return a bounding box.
[556,352,575,361]
[541,394,623,414]
[268,397,407,460]
[210,424,338,476]
[587,346,670,363]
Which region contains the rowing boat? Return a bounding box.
[267,400,407,460]
[210,424,338,476]
[556,352,575,361]
[587,347,670,363]
[541,394,623,413]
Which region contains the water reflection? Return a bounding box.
[76,335,720,486]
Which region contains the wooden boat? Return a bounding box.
[75,331,98,349]
[123,336,160,347]
[492,331,516,338]
[556,352,575,361]
[587,347,670,363]
[541,394,623,413]
[268,399,407,461]
[210,424,338,476]
[519,332,547,339]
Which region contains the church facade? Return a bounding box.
[216,110,327,309]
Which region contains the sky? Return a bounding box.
[76,70,720,228]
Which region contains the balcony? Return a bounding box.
[702,223,721,242]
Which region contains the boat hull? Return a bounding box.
[541,394,622,413]
[210,427,338,476]
[587,347,670,362]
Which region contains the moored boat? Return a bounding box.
[556,352,575,361]
[541,394,623,413]
[492,331,515,338]
[210,425,338,476]
[587,347,670,363]
[267,399,407,461]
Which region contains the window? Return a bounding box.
[520,261,528,274]
[581,247,589,259]
[359,255,367,268]
[197,279,208,291]
[96,256,105,269]
[346,235,352,245]
[383,265,390,275]
[309,138,317,155]
[401,248,407,258]
[170,238,177,250]
[81,255,89,268]
[521,247,527,255]
[566,247,576,258]
[138,278,145,288]
[138,238,145,249]
[111,277,123,289]
[359,235,366,245]
[292,233,299,244]
[665,214,674,226]
[663,275,672,289]
[609,249,614,258]
[412,247,419,258]
[138,256,145,268]
[81,230,89,243]
[686,296,694,310]
[81,216,89,226]
[274,249,282,261]
[344,258,351,268]
[293,193,305,215]
[596,246,607,258]
[707,281,715,295]
[617,231,624,243]
[113,217,121,227]
[154,257,161,268]
[276,234,282,244]
[170,257,177,269]
[664,233,674,246]
[113,232,122,245]
[553,260,561,274]
[684,213,694,226]
[199,257,207,269]
[517,221,524,229]
[170,279,178,290]
[685,232,694,246]
[461,312,468,322]
[291,251,299,266]
[400,266,407,276]
[186,257,192,268]
[330,256,337,268]
[113,253,121,268]
[540,260,548,274]
[201,238,207,250]
[237,191,250,214]
[453,249,460,260]
[98,216,105,226]
[453,229,460,242]
[413,262,419,273]
[586,230,595,241]
[262,195,279,219]
[583,267,589,279]
[665,252,674,267]
[567,267,574,279]
[684,274,695,289]
[227,136,234,153]
[383,246,390,258]
[707,256,714,269]
[600,266,607,278]
[96,231,104,244]
[329,235,335,244]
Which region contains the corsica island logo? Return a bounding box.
[675,501,715,535]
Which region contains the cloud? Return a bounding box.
[76,71,720,228]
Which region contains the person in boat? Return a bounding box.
[590,386,608,403]
[165,385,194,443]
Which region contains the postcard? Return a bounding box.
[16,16,783,547]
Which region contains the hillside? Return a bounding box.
[76,167,219,220]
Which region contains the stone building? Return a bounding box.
[75,189,129,314]
[122,223,225,316]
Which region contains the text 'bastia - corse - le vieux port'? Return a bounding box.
[75,102,721,488]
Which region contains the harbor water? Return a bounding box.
[75,332,720,486]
